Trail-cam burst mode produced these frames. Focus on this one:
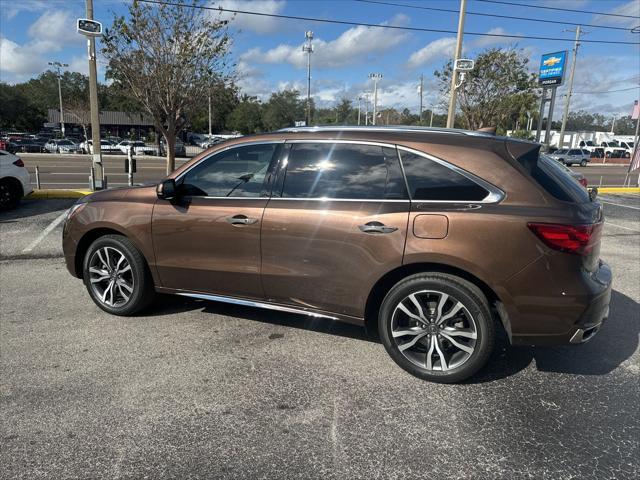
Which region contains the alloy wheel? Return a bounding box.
[88,246,134,308]
[390,290,478,372]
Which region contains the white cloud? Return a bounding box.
[27,10,83,51]
[210,0,286,34]
[0,37,44,79]
[407,37,456,69]
[591,0,639,28]
[473,28,510,48]
[0,9,88,83]
[0,0,51,20]
[240,18,408,69]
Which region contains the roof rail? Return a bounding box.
[277,125,492,137]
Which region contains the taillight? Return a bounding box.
[579,178,588,188]
[528,223,602,255]
[13,158,24,167]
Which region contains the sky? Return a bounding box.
[1,0,639,119]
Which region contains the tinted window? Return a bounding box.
[281,143,406,200]
[399,150,489,201]
[523,154,590,203]
[569,149,581,155]
[58,140,73,145]
[180,143,276,197]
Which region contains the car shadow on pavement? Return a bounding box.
[145,294,376,343]
[0,198,76,221]
[469,289,639,383]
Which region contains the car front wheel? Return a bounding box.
[83,235,155,315]
[379,273,495,383]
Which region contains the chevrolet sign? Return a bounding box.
[539,51,567,86]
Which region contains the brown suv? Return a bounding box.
[62,127,612,382]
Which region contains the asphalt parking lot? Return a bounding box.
[1,194,638,479]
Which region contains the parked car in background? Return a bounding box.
[549,155,588,188]
[547,148,590,166]
[81,139,122,154]
[159,138,187,157]
[44,139,81,154]
[116,140,156,155]
[0,140,18,154]
[0,150,32,210]
[199,137,224,149]
[12,138,46,153]
[600,142,627,158]
[62,126,611,383]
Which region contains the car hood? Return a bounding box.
[80,185,157,204]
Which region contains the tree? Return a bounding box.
[101,0,233,174]
[0,83,45,131]
[262,90,305,130]
[226,95,263,134]
[434,47,538,130]
[189,82,239,133]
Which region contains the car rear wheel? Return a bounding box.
[83,235,155,315]
[379,273,495,383]
[580,159,588,167]
[0,178,22,211]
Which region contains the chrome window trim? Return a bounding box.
[267,197,410,203]
[397,146,505,204]
[175,292,340,321]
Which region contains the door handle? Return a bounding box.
[226,214,258,225]
[358,221,398,234]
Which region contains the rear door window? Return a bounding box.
[281,143,407,200]
[399,150,490,201]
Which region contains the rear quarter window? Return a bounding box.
[520,153,590,203]
[399,150,490,201]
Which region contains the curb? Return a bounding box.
[27,190,92,199]
[597,187,640,194]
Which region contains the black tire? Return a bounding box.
[378,273,495,383]
[580,159,588,167]
[0,178,22,211]
[82,234,155,315]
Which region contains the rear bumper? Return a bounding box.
[510,260,612,346]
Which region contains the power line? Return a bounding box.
[573,86,640,94]
[136,0,640,45]
[474,0,640,19]
[355,0,632,31]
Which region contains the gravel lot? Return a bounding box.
[1,194,638,479]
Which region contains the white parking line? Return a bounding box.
[601,200,640,211]
[22,210,69,253]
[606,222,640,233]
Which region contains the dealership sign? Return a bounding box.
[538,51,567,86]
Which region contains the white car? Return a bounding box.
[116,140,156,155]
[82,139,121,154]
[0,150,32,210]
[44,139,81,154]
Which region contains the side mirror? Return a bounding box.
[156,178,177,200]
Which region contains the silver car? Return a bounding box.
[547,148,591,167]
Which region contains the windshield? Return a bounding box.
[58,140,73,145]
[554,149,567,154]
[131,141,145,146]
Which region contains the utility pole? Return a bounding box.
[558,25,584,149]
[84,0,104,189]
[302,31,314,126]
[446,0,467,128]
[369,73,382,126]
[208,90,212,137]
[48,61,68,137]
[430,109,434,127]
[419,74,424,123]
[357,96,362,126]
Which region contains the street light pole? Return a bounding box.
[357,96,362,126]
[419,74,424,123]
[85,0,104,189]
[48,61,69,137]
[369,73,382,126]
[446,0,467,128]
[208,91,212,137]
[302,31,314,126]
[558,25,584,149]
